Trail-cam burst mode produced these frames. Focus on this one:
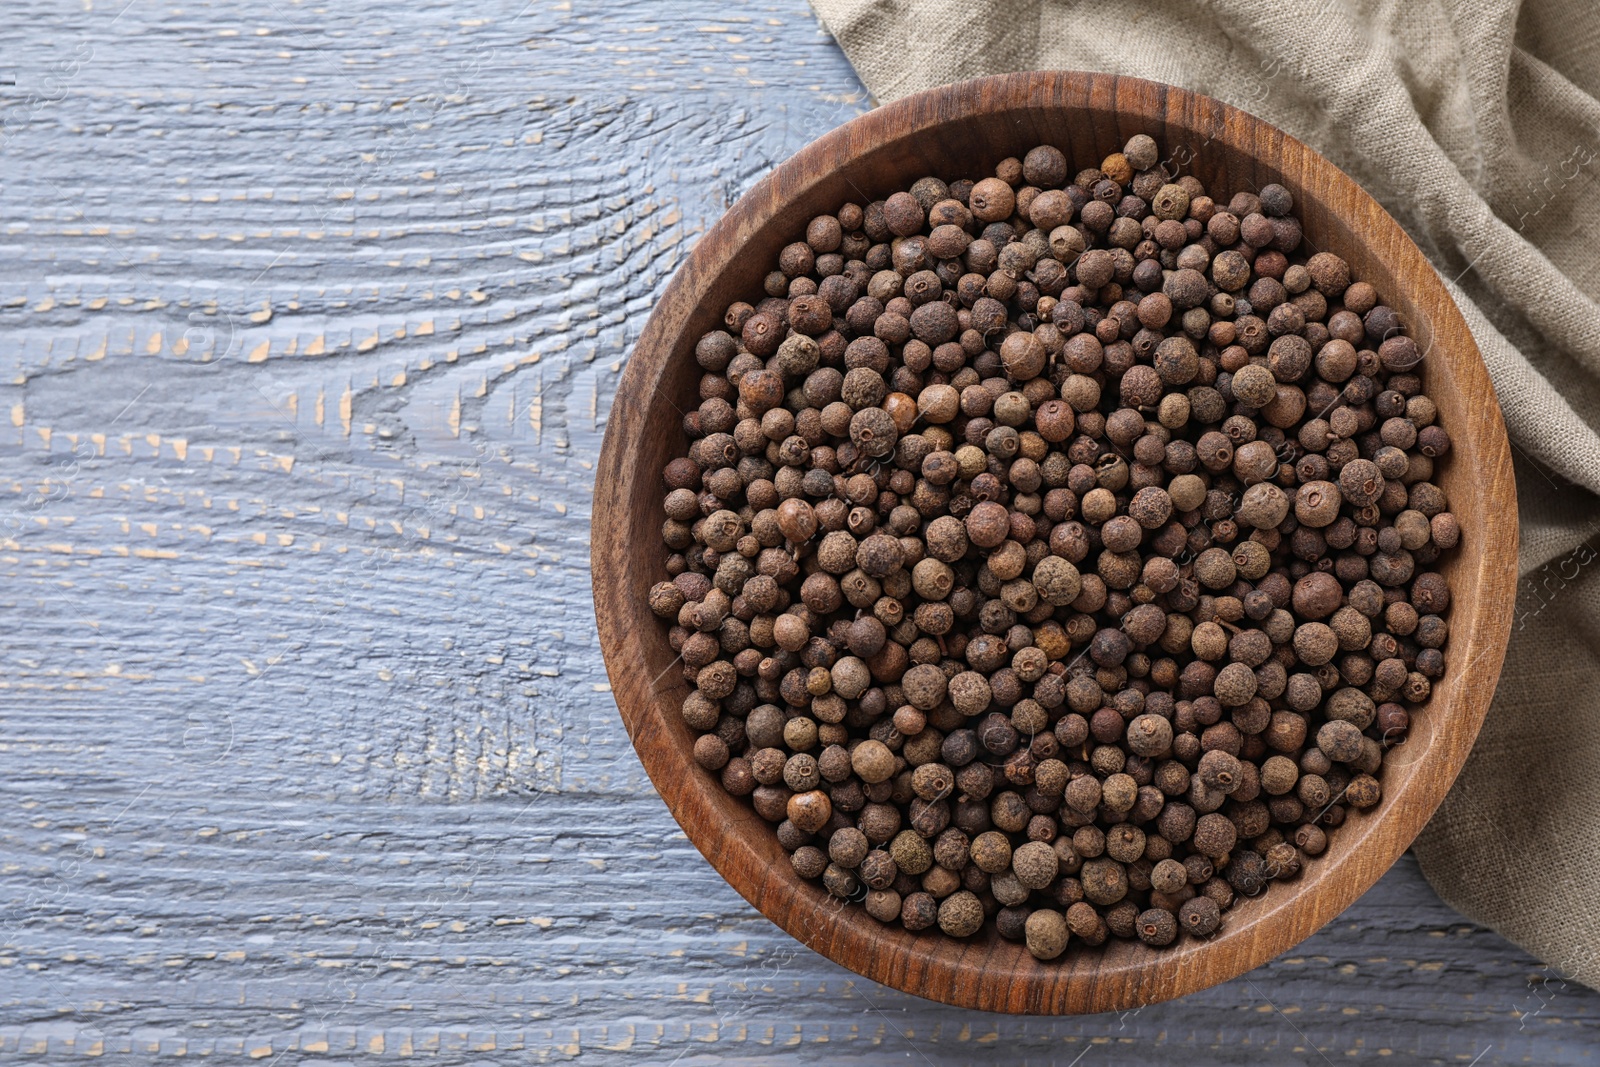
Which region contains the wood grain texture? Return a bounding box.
[0,0,1592,1061]
[594,71,1519,1016]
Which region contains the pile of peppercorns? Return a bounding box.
[648,134,1458,959]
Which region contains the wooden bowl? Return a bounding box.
[592,72,1518,1013]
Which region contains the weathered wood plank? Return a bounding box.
[0,0,1594,1062]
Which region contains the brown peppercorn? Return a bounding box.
[937,890,986,937]
[1345,773,1382,808]
[1213,663,1258,707]
[1022,906,1070,959]
[969,178,1016,223]
[852,739,898,784]
[1191,812,1237,858]
[1080,857,1129,905]
[890,829,933,875]
[1136,907,1179,946]
[949,671,994,716]
[900,891,938,930]
[787,790,832,833]
[1178,894,1221,937]
[1264,842,1302,880]
[970,830,1014,875]
[860,850,898,890]
[693,733,732,771]
[1012,840,1060,889]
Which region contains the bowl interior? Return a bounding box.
[592,73,1517,1014]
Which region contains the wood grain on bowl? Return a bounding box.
[591,72,1517,1015]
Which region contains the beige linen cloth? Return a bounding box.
[809,0,1600,987]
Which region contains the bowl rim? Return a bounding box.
[592,71,1518,1014]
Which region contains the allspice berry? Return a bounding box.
[693,734,730,770]
[1179,895,1222,937]
[902,892,938,931]
[1294,824,1328,855]
[1080,858,1129,905]
[1345,773,1382,808]
[852,739,897,784]
[1136,907,1179,946]
[1013,840,1060,889]
[791,846,827,880]
[1150,858,1188,895]
[1192,813,1237,858]
[1316,720,1364,764]
[865,889,903,923]
[938,890,986,937]
[890,829,933,876]
[1025,907,1071,959]
[972,830,1014,874]
[1123,134,1159,171]
[787,790,832,833]
[1198,749,1243,792]
[1126,713,1174,757]
[1295,481,1342,527]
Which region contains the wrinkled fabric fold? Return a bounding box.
[809,0,1600,989]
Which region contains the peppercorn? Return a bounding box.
[1136,907,1179,946]
[1264,841,1302,880]
[1172,895,1218,938]
[1013,906,1068,960]
[1191,812,1237,858]
[1013,840,1060,889]
[1345,773,1382,808]
[1078,857,1128,905]
[937,889,986,937]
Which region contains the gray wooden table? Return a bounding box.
[0,1,1595,1063]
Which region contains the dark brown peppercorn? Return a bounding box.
[1136,907,1179,946]
[1191,813,1237,858]
[1178,894,1221,937]
[938,890,985,937]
